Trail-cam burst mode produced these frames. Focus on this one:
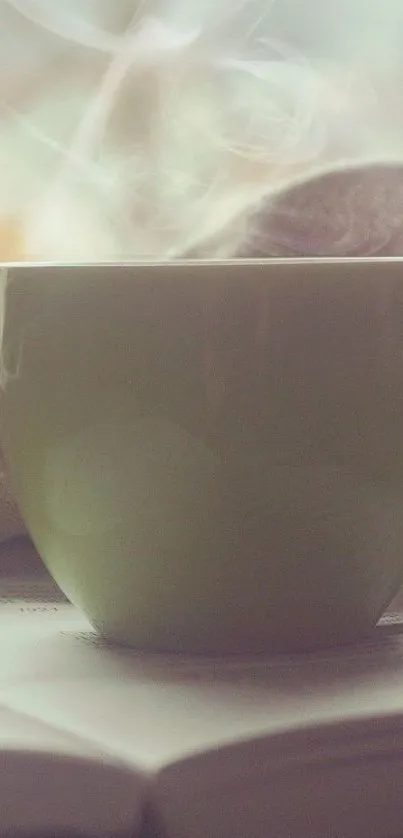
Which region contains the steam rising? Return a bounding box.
[1,0,403,258]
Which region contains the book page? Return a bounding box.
[0,703,146,837]
[0,542,150,837]
[2,549,403,777]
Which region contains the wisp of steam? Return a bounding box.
[2,0,403,260]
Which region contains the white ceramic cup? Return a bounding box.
[2,259,403,653]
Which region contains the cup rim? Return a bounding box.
[3,256,403,271]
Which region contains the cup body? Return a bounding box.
[2,259,403,653]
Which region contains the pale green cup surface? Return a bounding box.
[2,259,403,654]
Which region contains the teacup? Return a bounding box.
[2,259,403,653]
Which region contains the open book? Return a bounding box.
[2,540,403,838]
